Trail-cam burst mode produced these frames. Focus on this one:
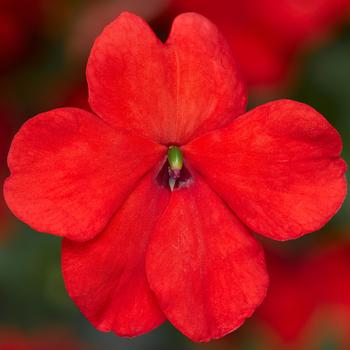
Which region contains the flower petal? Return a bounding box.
[87,12,246,145]
[164,12,247,143]
[4,108,165,241]
[146,176,268,342]
[184,100,347,240]
[62,173,170,336]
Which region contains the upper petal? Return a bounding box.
[184,100,347,240]
[146,176,268,342]
[87,12,246,145]
[62,172,170,336]
[4,108,165,241]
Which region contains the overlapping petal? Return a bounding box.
[146,176,268,342]
[87,12,246,145]
[4,108,165,241]
[62,173,170,336]
[184,100,347,240]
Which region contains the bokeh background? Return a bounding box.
[0,0,349,349]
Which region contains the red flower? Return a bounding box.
[0,105,15,235]
[160,0,350,87]
[257,252,317,344]
[0,328,90,350]
[3,12,347,341]
[66,0,168,62]
[257,243,350,348]
[0,0,42,70]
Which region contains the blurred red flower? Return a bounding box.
[0,107,12,174]
[3,12,347,341]
[59,82,90,112]
[66,0,169,63]
[0,105,15,234]
[0,0,43,70]
[0,328,90,350]
[159,0,350,87]
[257,243,350,349]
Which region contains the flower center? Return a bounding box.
[156,146,192,191]
[167,146,183,190]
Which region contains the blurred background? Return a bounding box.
[0,0,349,349]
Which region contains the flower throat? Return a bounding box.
[156,146,192,191]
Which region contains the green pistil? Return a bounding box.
[167,146,183,171]
[167,146,183,191]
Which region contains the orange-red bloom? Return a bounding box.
[3,13,347,341]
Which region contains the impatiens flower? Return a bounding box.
[66,0,168,63]
[0,328,90,350]
[3,12,347,342]
[0,0,42,70]
[60,82,90,112]
[158,0,350,87]
[256,243,350,349]
[0,105,14,235]
[257,252,317,345]
[195,242,350,349]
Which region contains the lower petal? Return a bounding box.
[62,173,170,337]
[146,176,268,342]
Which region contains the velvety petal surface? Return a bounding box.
[87,12,246,145]
[62,173,170,336]
[184,100,347,240]
[4,108,165,241]
[146,176,268,342]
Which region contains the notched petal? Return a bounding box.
[87,11,246,145]
[4,108,165,241]
[184,99,347,240]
